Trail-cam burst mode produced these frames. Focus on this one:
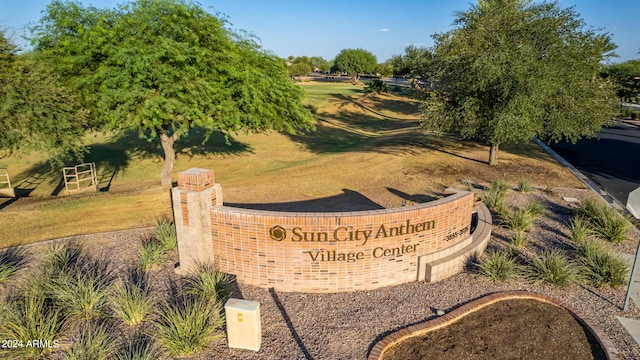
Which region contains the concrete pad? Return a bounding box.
[562,197,580,203]
[617,317,640,346]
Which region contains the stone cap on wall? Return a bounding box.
[178,168,215,192]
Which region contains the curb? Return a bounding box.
[533,136,640,238]
[533,137,623,210]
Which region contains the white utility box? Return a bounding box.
[224,298,261,351]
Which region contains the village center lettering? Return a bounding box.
[270,219,443,263]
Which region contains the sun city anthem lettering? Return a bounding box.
[268,220,437,263]
[270,219,435,246]
[295,219,433,246]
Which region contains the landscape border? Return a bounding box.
[367,290,619,360]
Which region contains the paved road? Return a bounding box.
[548,121,640,206]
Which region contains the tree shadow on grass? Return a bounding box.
[386,188,440,205]
[226,189,383,212]
[6,128,252,197]
[334,93,421,118]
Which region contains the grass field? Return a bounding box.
[0,82,584,247]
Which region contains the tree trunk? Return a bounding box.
[489,143,499,166]
[159,132,177,187]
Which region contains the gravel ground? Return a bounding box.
[13,187,640,360]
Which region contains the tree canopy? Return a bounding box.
[604,60,640,102]
[421,0,618,165]
[390,45,433,85]
[32,0,315,186]
[0,30,85,163]
[332,49,377,81]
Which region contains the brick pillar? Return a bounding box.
[172,168,223,274]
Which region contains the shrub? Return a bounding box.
[477,249,519,282]
[152,295,225,357]
[482,180,510,211]
[110,266,154,326]
[64,320,119,360]
[575,199,630,243]
[0,246,27,285]
[523,249,579,287]
[365,79,388,93]
[138,236,168,270]
[575,240,629,287]
[517,178,531,192]
[182,263,232,304]
[155,217,178,251]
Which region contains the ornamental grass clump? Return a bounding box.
[525,199,545,217]
[152,294,225,357]
[499,199,544,248]
[110,266,154,326]
[574,239,629,288]
[499,207,536,233]
[138,235,168,270]
[482,179,510,211]
[115,332,164,360]
[517,178,531,193]
[154,217,178,251]
[182,263,232,304]
[511,232,527,248]
[569,215,594,244]
[523,248,579,287]
[461,179,474,192]
[43,240,83,276]
[575,198,631,243]
[49,254,116,323]
[0,277,65,359]
[0,245,27,285]
[64,320,119,360]
[477,249,519,282]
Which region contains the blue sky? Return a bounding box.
[2,0,638,63]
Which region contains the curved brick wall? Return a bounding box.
[173,168,489,293]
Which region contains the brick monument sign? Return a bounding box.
[172,168,491,292]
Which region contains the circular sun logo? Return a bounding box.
[269,226,287,242]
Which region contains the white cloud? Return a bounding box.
[376,28,390,32]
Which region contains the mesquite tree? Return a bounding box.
[332,49,378,82]
[32,0,314,186]
[0,31,85,163]
[421,0,618,165]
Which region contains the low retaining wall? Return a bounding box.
[173,168,492,293]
